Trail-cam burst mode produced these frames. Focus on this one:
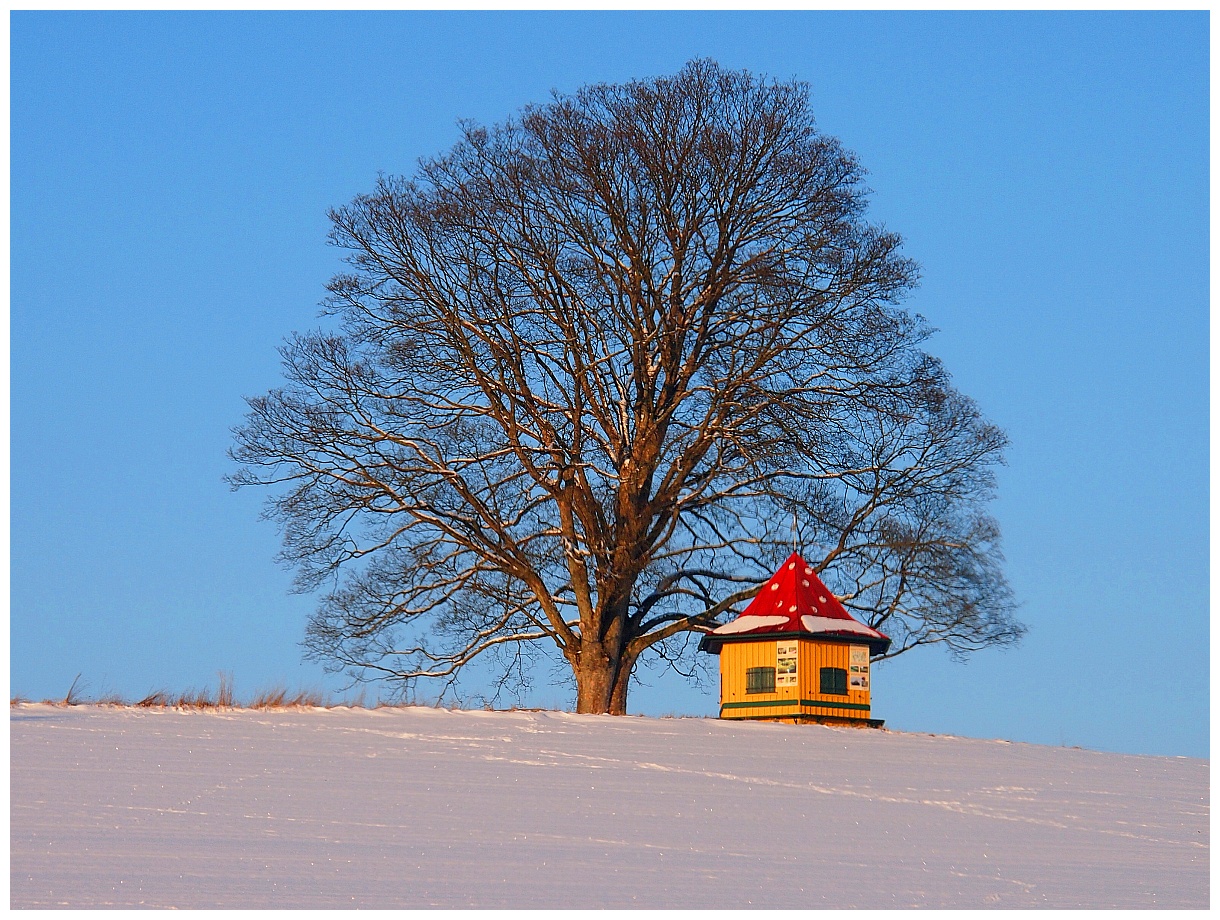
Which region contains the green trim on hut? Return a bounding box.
[719,698,873,713]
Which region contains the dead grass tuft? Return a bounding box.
[289,689,325,708]
[137,690,172,708]
[216,672,235,708]
[175,688,218,709]
[63,674,85,706]
[250,687,288,709]
[248,686,328,709]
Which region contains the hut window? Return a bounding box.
[820,667,848,695]
[746,667,776,694]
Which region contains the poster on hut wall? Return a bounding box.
[849,645,869,690]
[776,641,798,686]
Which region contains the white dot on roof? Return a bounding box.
[802,580,809,587]
[788,605,796,612]
[770,584,779,591]
[805,567,813,575]
[788,562,795,570]
[811,607,818,613]
[819,596,827,603]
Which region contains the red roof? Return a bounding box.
[699,552,891,655]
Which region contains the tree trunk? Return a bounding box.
[573,642,634,715]
[574,649,614,714]
[608,660,632,715]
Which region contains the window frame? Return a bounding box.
[745,666,777,694]
[819,666,848,696]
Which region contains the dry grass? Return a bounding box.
[174,688,217,709]
[250,686,328,709]
[62,674,85,706]
[216,672,235,708]
[289,689,325,708]
[13,676,398,712]
[249,686,288,709]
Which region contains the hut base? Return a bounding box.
[720,713,885,728]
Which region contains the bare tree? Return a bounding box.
[230,60,1023,715]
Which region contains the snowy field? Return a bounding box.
[9,704,1208,909]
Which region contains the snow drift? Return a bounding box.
[9,704,1207,908]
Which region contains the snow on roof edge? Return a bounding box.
[711,614,790,635]
[800,614,882,638]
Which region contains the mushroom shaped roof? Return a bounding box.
[699,552,890,656]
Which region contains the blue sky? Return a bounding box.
[10,11,1209,758]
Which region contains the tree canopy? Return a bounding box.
[230,60,1023,714]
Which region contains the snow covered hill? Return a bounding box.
[9,704,1208,908]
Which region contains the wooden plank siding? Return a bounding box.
[718,637,873,724]
[719,638,793,719]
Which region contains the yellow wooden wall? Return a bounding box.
[798,639,871,712]
[719,640,796,718]
[718,637,871,721]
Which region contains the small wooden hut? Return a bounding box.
[699,552,890,727]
